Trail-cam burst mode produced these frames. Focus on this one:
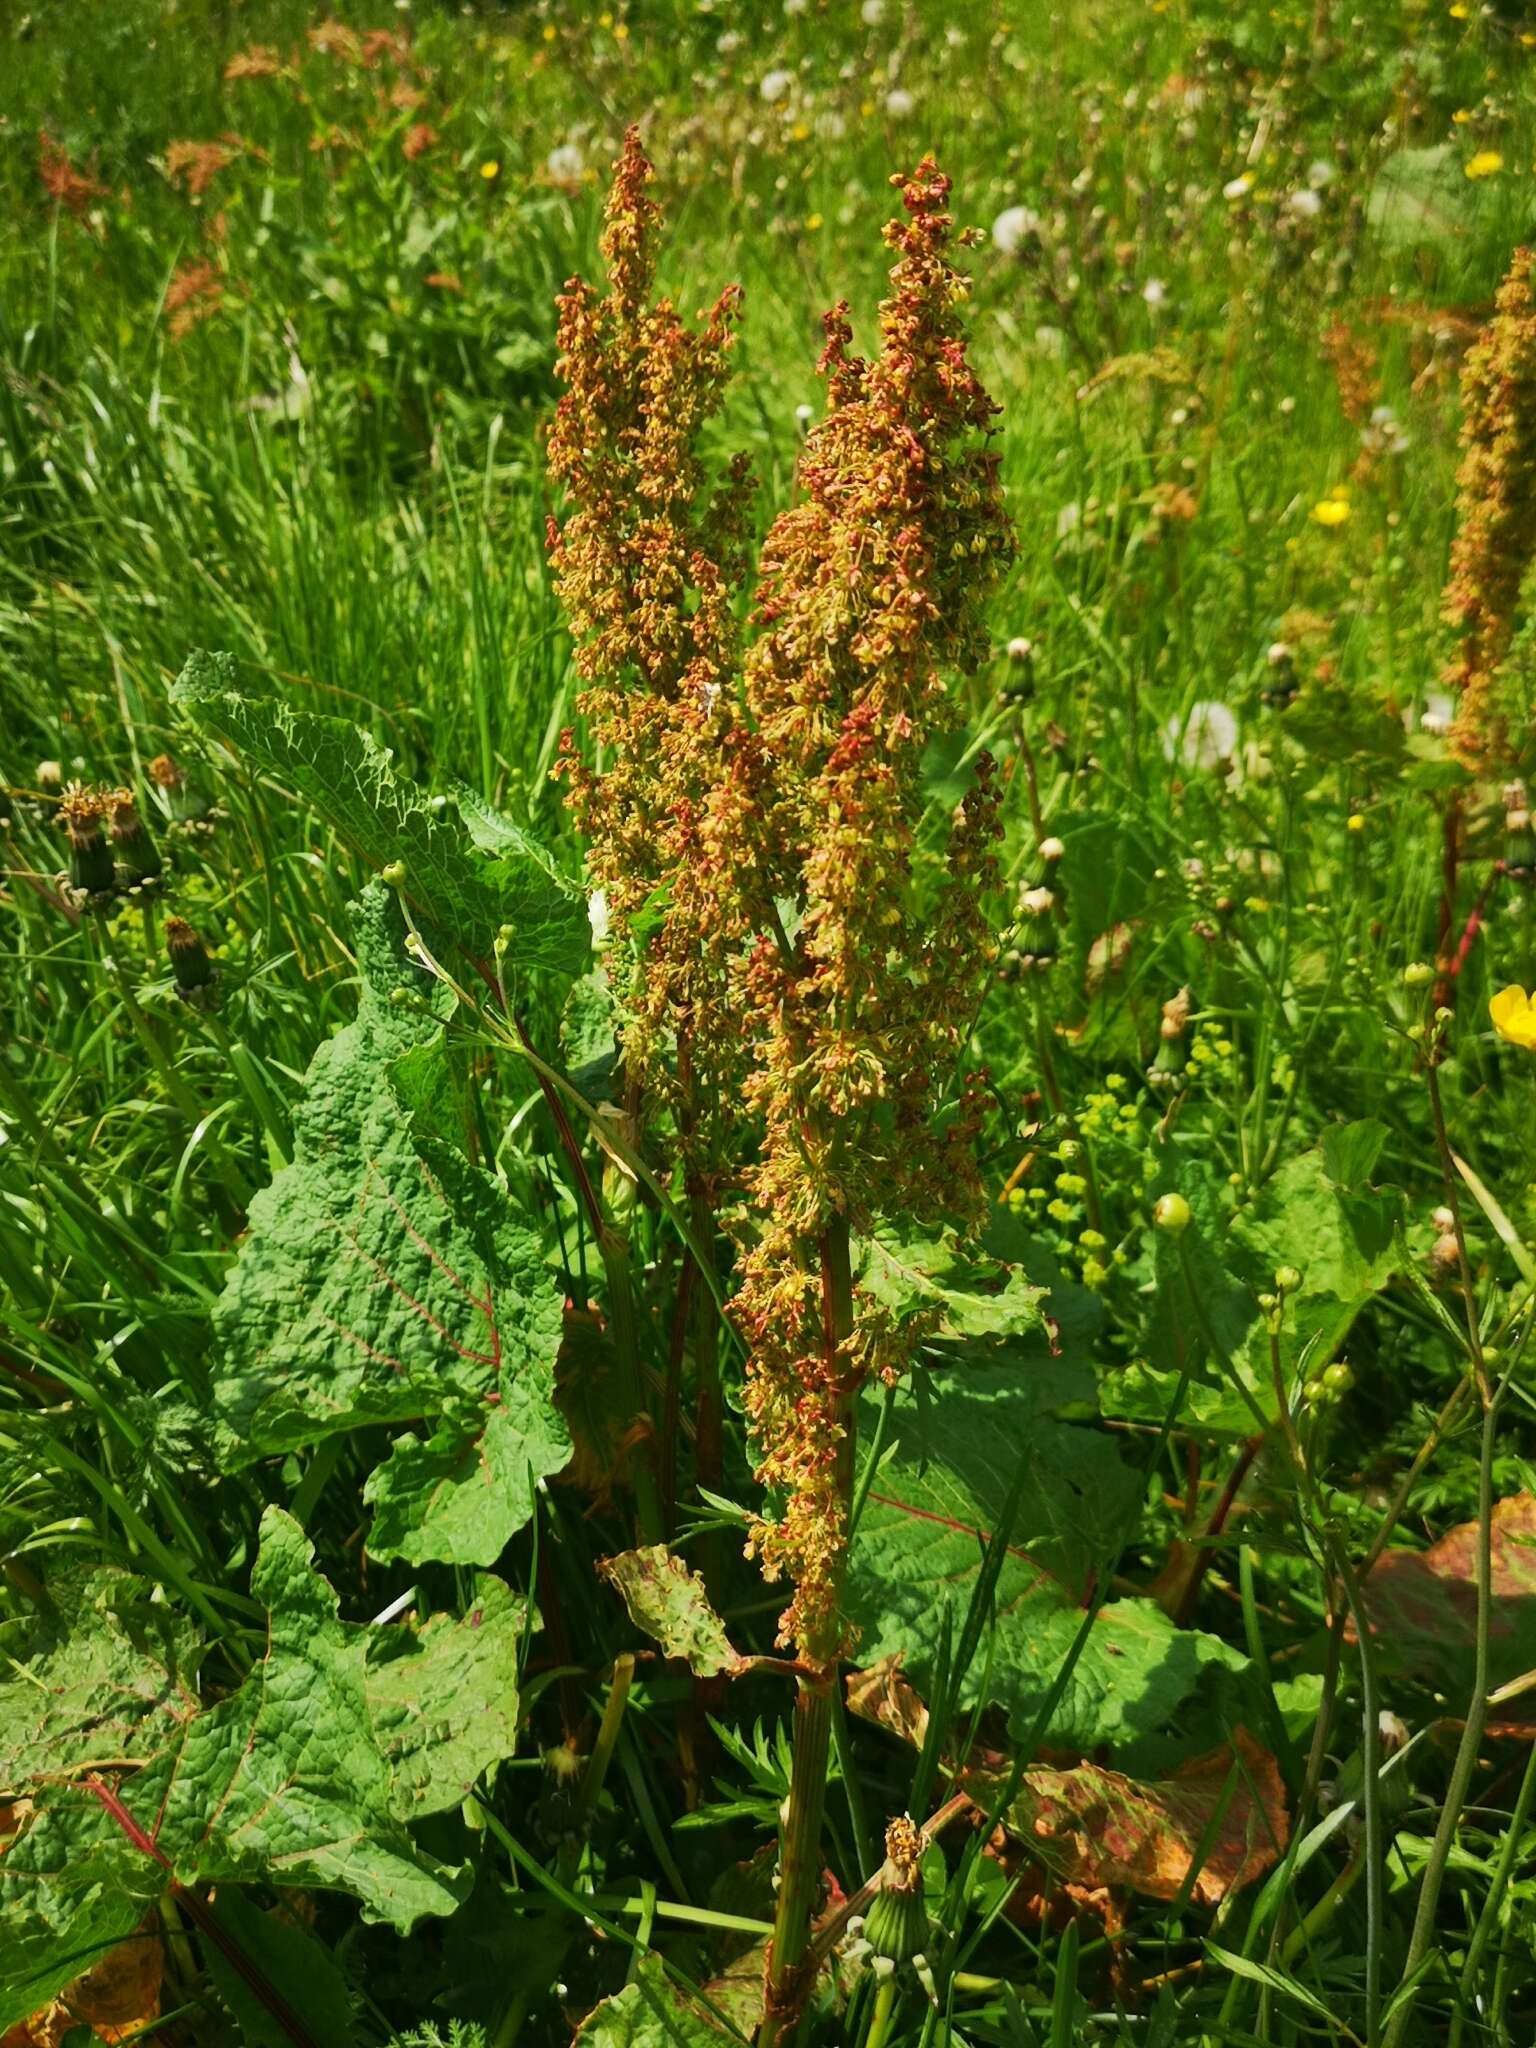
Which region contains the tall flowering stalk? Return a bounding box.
[551,144,1011,2036]
[548,127,754,1148]
[1446,247,1536,766]
[547,130,755,1531]
[734,164,1012,2038]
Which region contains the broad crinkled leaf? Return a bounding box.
[364,1394,571,1567]
[1354,1492,1536,1719]
[573,1956,744,2045]
[599,1547,743,1676]
[855,1229,1046,1351]
[0,1510,529,2027]
[209,885,569,1565]
[174,649,588,977]
[845,1368,1242,1748]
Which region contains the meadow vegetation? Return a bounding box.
[4,2,1536,2043]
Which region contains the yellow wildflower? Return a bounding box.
[1312,492,1351,527]
[1491,985,1536,1048]
[1466,151,1505,181]
[480,158,501,181]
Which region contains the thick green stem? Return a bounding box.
[597,1224,665,1546]
[760,1220,855,2048]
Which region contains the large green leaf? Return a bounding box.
[845,1367,1242,1749]
[209,885,569,1563]
[855,1227,1046,1352]
[573,1956,743,2045]
[0,1510,529,2029]
[173,648,588,977]
[1110,1142,1405,1435]
[364,1395,572,1567]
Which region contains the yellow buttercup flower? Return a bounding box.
[1312,494,1350,527]
[1466,151,1505,181]
[480,159,501,182]
[1490,985,1536,1048]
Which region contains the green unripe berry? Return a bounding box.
[1322,1362,1354,1396]
[381,859,407,887]
[1153,1192,1192,1236]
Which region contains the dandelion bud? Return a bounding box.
[58,784,114,897]
[105,787,163,890]
[148,750,213,826]
[164,916,214,993]
[1261,640,1297,709]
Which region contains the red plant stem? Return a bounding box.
[1449,870,1498,981]
[84,1777,323,2048]
[1434,793,1463,1008]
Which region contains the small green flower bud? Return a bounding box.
[1153,1192,1191,1235]
[1402,961,1433,988]
[1322,1361,1354,1396]
[1274,1266,1301,1293]
[381,859,407,887]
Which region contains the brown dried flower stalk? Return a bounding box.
[554,145,1010,1653]
[547,127,756,1165]
[734,160,1013,1660]
[1446,247,1536,764]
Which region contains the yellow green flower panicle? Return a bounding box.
[1490,984,1536,1049]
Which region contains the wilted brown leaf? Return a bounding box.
[1001,1727,1288,1906]
[846,1655,930,1749]
[12,1922,162,2047]
[1355,1492,1536,1720]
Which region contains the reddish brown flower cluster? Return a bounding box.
[164,138,242,199]
[224,45,284,82]
[734,163,1012,1652]
[547,128,757,1164]
[165,262,227,341]
[37,131,106,219]
[1445,248,1536,765]
[551,141,1012,1659]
